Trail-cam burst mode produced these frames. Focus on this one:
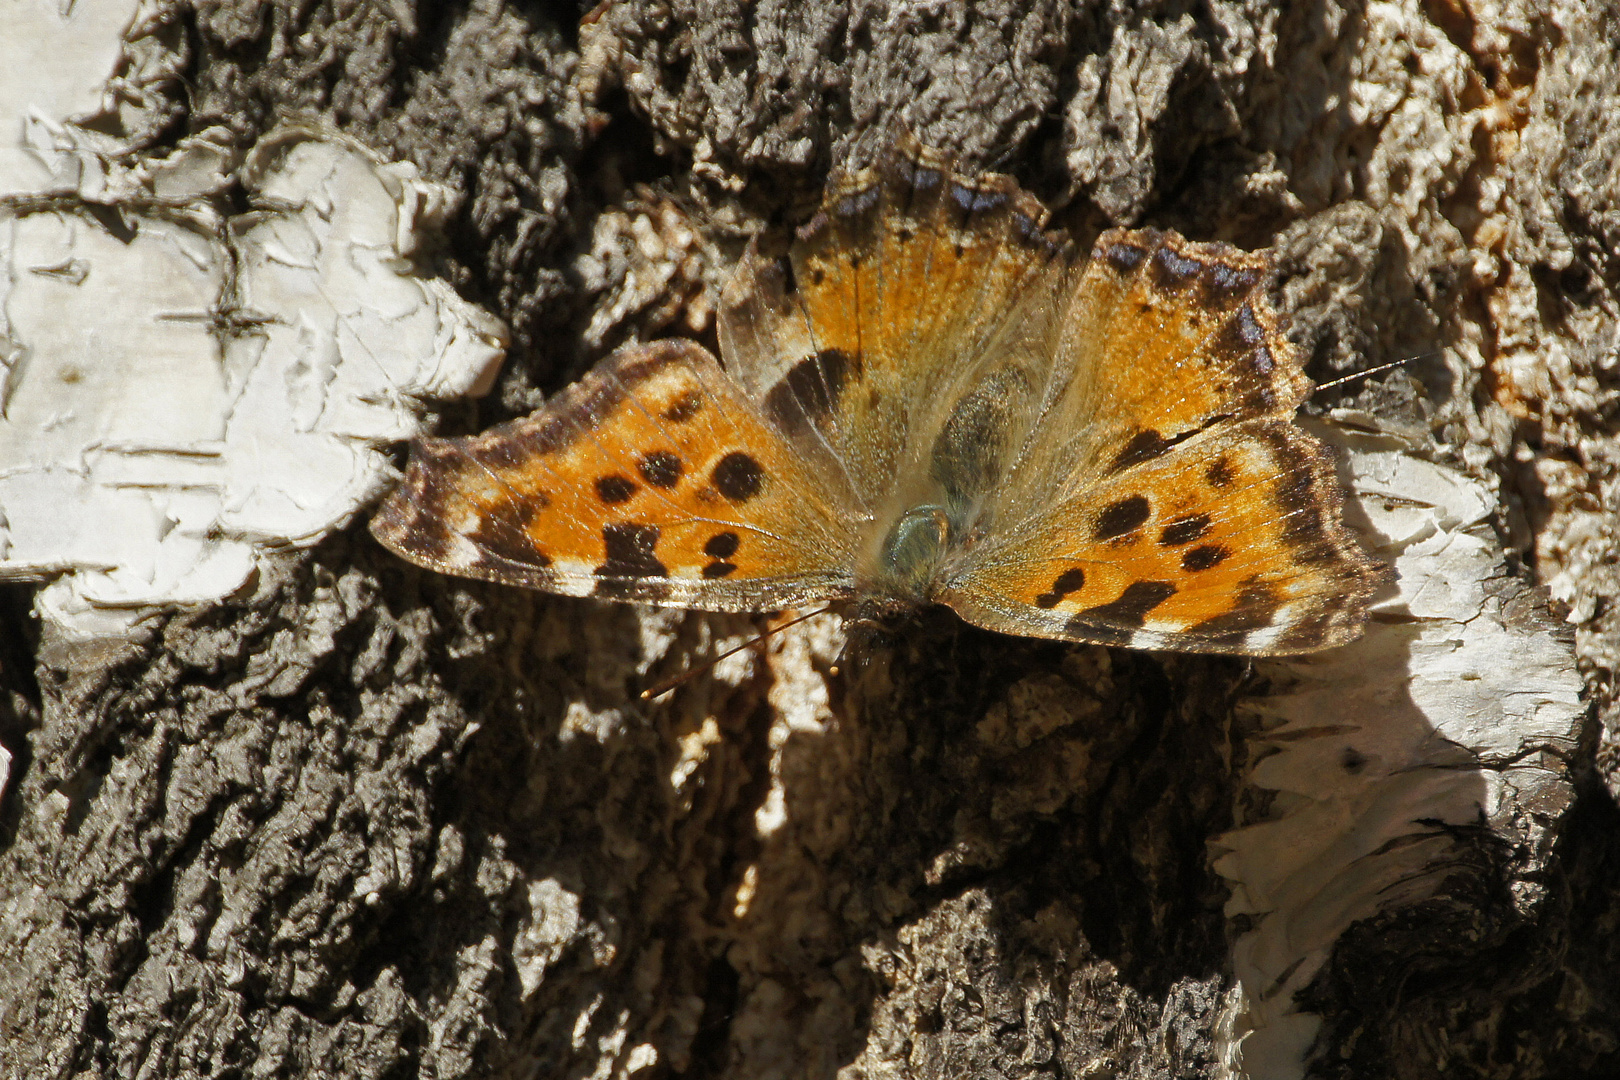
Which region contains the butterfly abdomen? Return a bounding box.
[929,366,1034,505]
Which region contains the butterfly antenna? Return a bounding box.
[641,606,835,700]
[1312,354,1433,394]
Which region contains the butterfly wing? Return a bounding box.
[371,339,860,611]
[717,139,1072,514]
[941,230,1386,654]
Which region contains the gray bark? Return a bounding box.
[2,1,1617,1078]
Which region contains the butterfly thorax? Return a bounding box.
[870,503,952,604]
[852,366,1022,606]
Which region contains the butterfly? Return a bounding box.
[370,139,1385,655]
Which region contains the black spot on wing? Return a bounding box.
[596,523,666,579]
[1093,495,1151,541]
[704,532,740,559]
[662,391,702,423]
[1108,429,1172,473]
[1206,456,1235,488]
[1035,567,1086,609]
[1075,581,1177,630]
[763,348,855,438]
[712,452,765,502]
[595,474,637,504]
[1159,514,1211,546]
[701,531,740,579]
[1181,544,1228,572]
[638,451,683,489]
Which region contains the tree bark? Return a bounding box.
[2,1,1616,1078]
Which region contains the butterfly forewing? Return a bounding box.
[944,416,1381,653]
[372,339,859,611]
[1066,230,1309,450]
[945,230,1385,653]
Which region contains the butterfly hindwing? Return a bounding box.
[371,339,859,611]
[1052,229,1312,472]
[719,138,1072,512]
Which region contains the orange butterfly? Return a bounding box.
[372,141,1384,654]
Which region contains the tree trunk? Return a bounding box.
[1,1,1616,1078]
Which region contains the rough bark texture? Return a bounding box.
[1,1,1617,1078]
